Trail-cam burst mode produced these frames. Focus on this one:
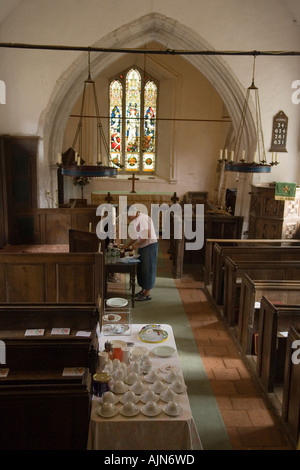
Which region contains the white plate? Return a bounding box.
[131,346,148,357]
[103,314,121,322]
[96,406,119,418]
[141,405,162,417]
[163,405,183,417]
[119,405,140,417]
[152,346,175,358]
[106,298,128,308]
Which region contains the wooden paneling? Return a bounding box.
[0,252,103,303]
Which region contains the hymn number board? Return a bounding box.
[270,110,288,152]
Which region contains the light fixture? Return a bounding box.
[58,51,118,178]
[219,55,278,173]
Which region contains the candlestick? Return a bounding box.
[219,149,223,161]
[224,149,228,161]
[57,153,62,165]
[89,222,92,232]
[241,150,245,161]
[230,151,234,162]
[253,151,257,163]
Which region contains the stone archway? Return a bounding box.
[41,12,255,212]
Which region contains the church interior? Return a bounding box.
[0,0,300,452]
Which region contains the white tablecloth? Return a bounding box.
[87,324,202,450]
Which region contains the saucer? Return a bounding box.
[141,404,162,417]
[97,405,119,418]
[106,297,128,308]
[119,404,140,417]
[163,404,183,417]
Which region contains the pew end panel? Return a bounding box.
[256,297,300,393]
[282,326,300,448]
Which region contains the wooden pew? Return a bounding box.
[212,244,300,305]
[69,228,104,253]
[282,326,300,449]
[0,252,103,303]
[204,238,300,288]
[0,382,90,450]
[223,259,300,326]
[0,302,99,376]
[238,276,300,355]
[256,297,300,393]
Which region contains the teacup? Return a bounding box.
[112,380,127,393]
[144,400,159,414]
[144,370,160,383]
[165,401,180,415]
[102,391,118,404]
[170,378,186,393]
[121,390,139,404]
[140,389,159,403]
[165,370,179,383]
[125,372,139,385]
[160,388,177,403]
[101,402,116,416]
[128,361,140,375]
[111,368,125,381]
[130,380,147,394]
[122,401,139,415]
[151,380,166,394]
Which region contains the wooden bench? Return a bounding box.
[223,259,300,326]
[0,302,99,376]
[204,239,300,288]
[212,244,300,305]
[0,252,103,303]
[0,382,90,450]
[238,276,300,355]
[256,297,300,393]
[282,326,300,448]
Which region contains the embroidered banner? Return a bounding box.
[275,182,297,200]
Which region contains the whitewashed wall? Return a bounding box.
[0,0,299,219]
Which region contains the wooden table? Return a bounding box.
[105,259,137,307]
[87,324,202,450]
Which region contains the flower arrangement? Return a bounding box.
[72,176,92,187]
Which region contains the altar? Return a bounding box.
[91,191,175,213]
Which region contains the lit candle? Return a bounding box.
[112,206,116,226]
[57,153,62,164]
[230,151,234,162]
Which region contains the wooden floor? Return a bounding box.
[174,266,293,450]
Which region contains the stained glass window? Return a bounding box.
[109,80,122,169]
[143,81,157,171]
[109,67,158,174]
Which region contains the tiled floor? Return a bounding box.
[174,270,293,450]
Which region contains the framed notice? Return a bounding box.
[269,110,288,152]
